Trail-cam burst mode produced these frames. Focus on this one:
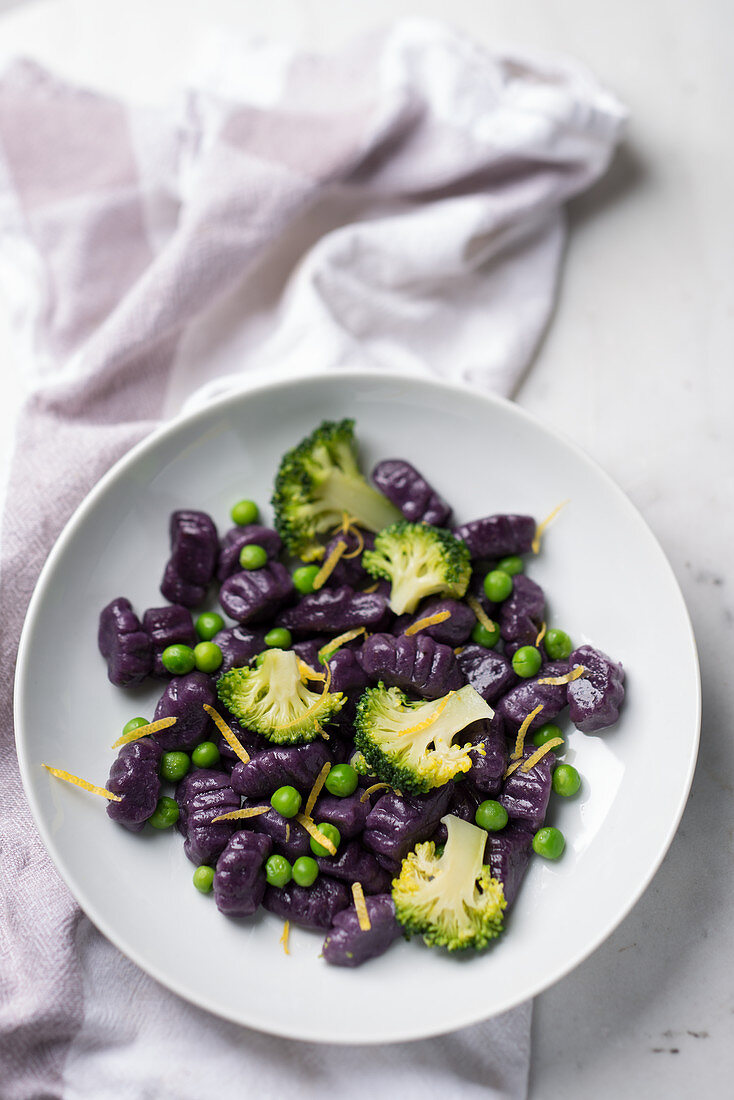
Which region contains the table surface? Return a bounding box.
[1,2,732,1097]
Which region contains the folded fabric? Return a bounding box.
[0,18,624,1099]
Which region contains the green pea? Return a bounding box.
[533,723,565,754]
[532,826,565,860]
[265,854,292,888]
[193,865,215,893]
[324,764,359,798]
[231,499,259,526]
[191,741,221,769]
[552,763,581,797]
[545,628,573,661]
[195,612,224,641]
[292,856,319,887]
[239,544,268,570]
[148,796,179,830]
[512,645,542,678]
[159,751,190,783]
[270,785,302,819]
[483,570,514,603]
[475,800,509,832]
[264,627,292,649]
[293,565,320,595]
[122,716,148,736]
[161,644,196,675]
[194,641,223,673]
[471,621,501,648]
[497,555,524,576]
[310,822,341,857]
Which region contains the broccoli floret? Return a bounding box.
[271,419,401,562]
[216,648,345,744]
[392,813,506,950]
[354,683,493,794]
[362,521,471,614]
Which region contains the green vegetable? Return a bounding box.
[544,628,573,660]
[292,565,320,595]
[511,646,542,678]
[532,826,565,859]
[470,621,500,648]
[272,419,401,562]
[159,751,190,783]
[239,544,268,570]
[324,763,358,797]
[230,499,259,526]
[195,612,224,641]
[270,785,302,819]
[552,764,581,797]
[161,644,196,675]
[496,555,524,576]
[191,741,221,769]
[292,856,319,887]
[354,683,492,795]
[264,627,292,649]
[194,641,223,673]
[193,865,215,893]
[265,854,292,888]
[533,723,565,753]
[362,521,471,615]
[217,648,345,744]
[483,570,513,603]
[475,800,508,832]
[392,814,506,950]
[122,716,148,736]
[148,796,179,830]
[310,822,341,857]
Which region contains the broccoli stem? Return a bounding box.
[323,469,401,533]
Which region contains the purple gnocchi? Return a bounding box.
[230,742,331,799]
[214,831,272,917]
[452,514,535,561]
[106,739,162,832]
[567,645,625,733]
[217,525,283,582]
[323,894,403,968]
[317,529,375,590]
[363,785,452,873]
[142,604,196,677]
[263,877,350,930]
[98,597,152,687]
[313,793,371,839]
[160,510,218,607]
[371,459,452,527]
[247,807,311,862]
[277,585,391,636]
[500,574,545,648]
[465,713,508,799]
[153,671,216,751]
[498,660,569,732]
[360,632,462,700]
[219,562,294,624]
[499,746,555,832]
[214,624,266,672]
[175,769,240,865]
[393,598,476,646]
[457,645,517,705]
[315,841,393,894]
[486,823,535,909]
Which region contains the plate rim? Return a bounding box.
[13,367,702,1043]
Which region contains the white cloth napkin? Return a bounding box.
[0,18,624,1099]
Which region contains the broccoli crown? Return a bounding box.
[216,648,345,744]
[271,419,401,562]
[353,683,493,794]
[392,814,506,951]
[362,521,471,614]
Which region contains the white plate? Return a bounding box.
[15,371,700,1044]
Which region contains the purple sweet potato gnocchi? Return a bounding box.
[247,807,311,861]
[316,841,393,894]
[154,671,216,751]
[360,632,462,700]
[160,510,218,607]
[106,739,162,832]
[486,823,534,909]
[452,514,535,560]
[175,769,240,865]
[371,459,452,527]
[214,831,272,917]
[230,742,331,799]
[217,525,283,582]
[323,894,403,967]
[394,598,475,646]
[98,597,152,687]
[277,585,390,635]
[143,604,196,677]
[313,793,371,839]
[500,574,545,647]
[363,785,452,872]
[499,747,555,832]
[457,645,517,705]
[219,562,294,625]
[317,529,375,590]
[214,625,266,672]
[498,660,569,732]
[160,561,208,609]
[567,645,625,733]
[465,713,508,798]
[263,877,350,930]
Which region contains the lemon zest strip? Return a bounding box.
[318,628,365,665]
[535,621,547,647]
[313,540,348,590]
[352,882,371,931]
[305,761,332,819]
[396,692,454,737]
[521,738,565,772]
[212,806,269,823]
[43,764,122,801]
[511,704,545,761]
[359,782,391,803]
[537,665,585,686]
[280,921,291,955]
[111,716,176,749]
[203,704,251,764]
[404,609,451,637]
[466,595,497,634]
[295,813,337,855]
[297,657,326,683]
[532,500,569,554]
